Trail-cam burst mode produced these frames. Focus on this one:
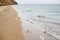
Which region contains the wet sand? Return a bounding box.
[0,6,24,40]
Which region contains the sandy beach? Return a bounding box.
[0,6,24,40]
[0,2,60,40]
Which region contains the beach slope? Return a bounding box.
[0,6,24,40]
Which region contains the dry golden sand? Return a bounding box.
[0,6,24,40]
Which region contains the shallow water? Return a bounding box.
[12,4,60,40]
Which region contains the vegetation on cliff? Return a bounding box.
[0,0,17,6]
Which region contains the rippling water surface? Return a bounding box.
[19,4,60,19]
[12,4,60,40]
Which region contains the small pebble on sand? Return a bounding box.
[27,29,32,33]
[44,31,46,33]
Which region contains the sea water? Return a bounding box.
[12,4,60,40]
[19,4,60,19]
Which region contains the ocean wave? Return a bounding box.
[31,15,60,25]
[48,10,60,13]
[37,19,60,25]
